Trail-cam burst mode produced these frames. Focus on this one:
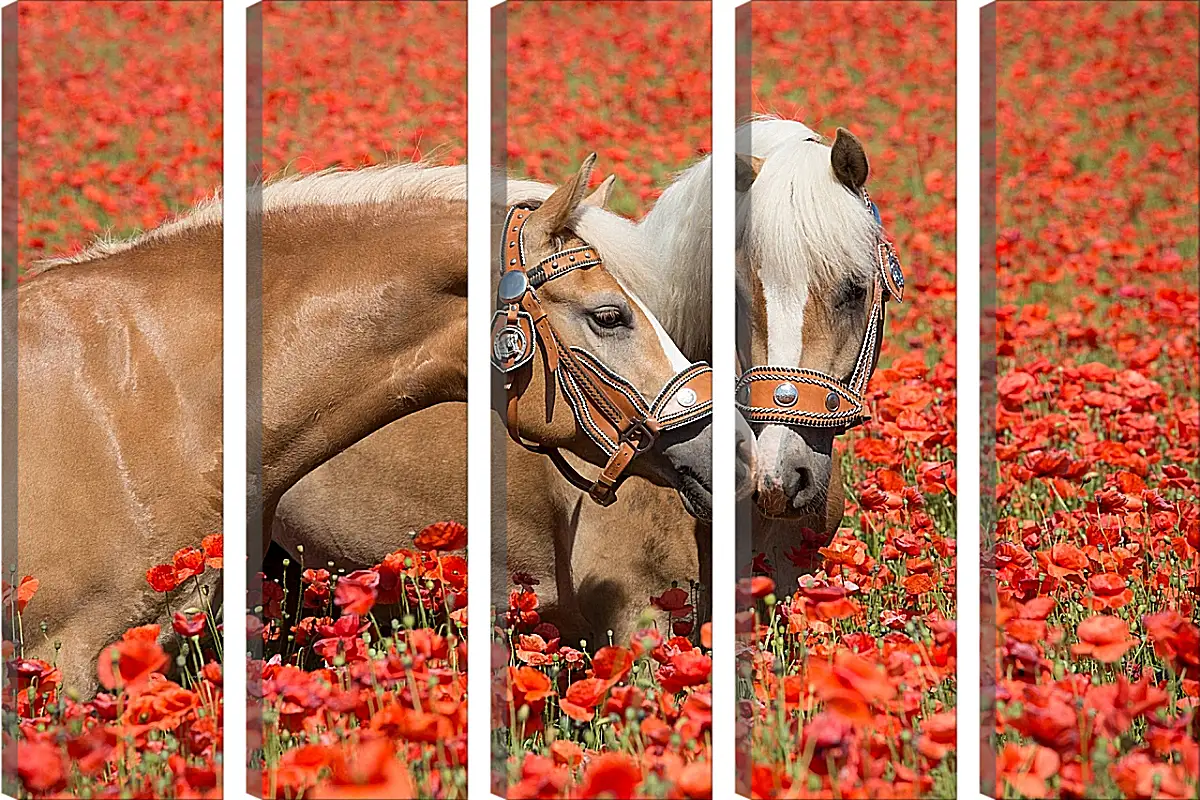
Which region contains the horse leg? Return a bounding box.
[24,616,103,700]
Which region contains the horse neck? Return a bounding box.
[260,198,467,507]
[636,156,714,360]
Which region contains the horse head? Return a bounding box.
[495,155,714,520]
[736,122,904,520]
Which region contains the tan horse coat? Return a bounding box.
[16,221,224,697]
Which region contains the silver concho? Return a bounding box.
[493,325,527,364]
[887,248,903,287]
[773,382,798,407]
[498,270,529,305]
[675,387,698,408]
[824,391,840,412]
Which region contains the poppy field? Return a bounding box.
[13,0,222,272]
[8,0,1198,799]
[991,3,1199,798]
[738,2,959,798]
[254,2,468,798]
[492,3,716,798]
[260,0,465,177]
[4,538,225,798]
[252,523,468,799]
[502,0,712,217]
[6,3,224,798]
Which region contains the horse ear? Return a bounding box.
[581,173,616,209]
[735,154,764,193]
[529,153,597,235]
[830,127,869,191]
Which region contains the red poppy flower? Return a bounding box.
[998,742,1059,799]
[1142,610,1200,677]
[308,739,415,799]
[630,627,664,659]
[172,611,207,638]
[413,520,467,551]
[806,650,896,725]
[16,740,68,795]
[97,633,169,692]
[650,586,693,616]
[904,574,936,596]
[146,564,180,593]
[1036,542,1090,580]
[172,547,205,581]
[577,752,642,799]
[510,666,554,704]
[1083,572,1134,610]
[592,646,633,686]
[550,739,583,768]
[559,677,608,722]
[1071,615,1139,663]
[657,649,712,694]
[201,533,223,568]
[2,575,39,612]
[334,570,379,616]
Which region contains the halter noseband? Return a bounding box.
[493,204,713,505]
[735,188,905,431]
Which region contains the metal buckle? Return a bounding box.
[621,419,659,453]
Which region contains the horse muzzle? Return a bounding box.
[751,423,834,520]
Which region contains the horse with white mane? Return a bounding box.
[272,116,895,636]
[735,117,904,591]
[15,154,708,695]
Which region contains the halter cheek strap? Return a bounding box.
[736,192,906,431]
[493,204,713,505]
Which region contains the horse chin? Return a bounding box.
[753,489,827,521]
[675,469,713,522]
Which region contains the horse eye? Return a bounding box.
[836,283,868,309]
[590,306,627,329]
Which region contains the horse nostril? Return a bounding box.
[795,466,812,493]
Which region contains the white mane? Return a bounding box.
[259,163,468,212]
[31,194,223,270]
[31,162,471,270]
[635,157,714,361]
[598,118,883,364]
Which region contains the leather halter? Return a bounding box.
[493,204,713,505]
[735,189,905,431]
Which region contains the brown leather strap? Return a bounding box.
[738,367,870,428]
[589,441,637,505]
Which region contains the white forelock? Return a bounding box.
[735,116,881,366]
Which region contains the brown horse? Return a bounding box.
[16,155,707,695]
[271,128,878,641]
[272,159,723,641]
[259,155,711,543]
